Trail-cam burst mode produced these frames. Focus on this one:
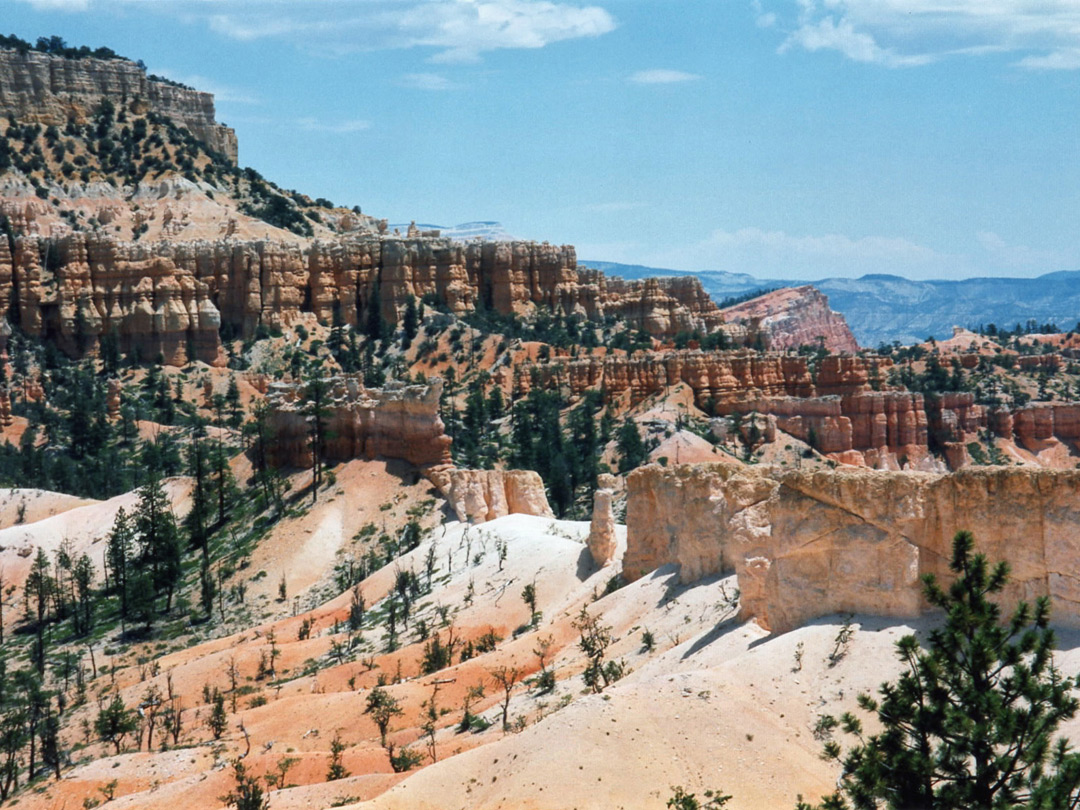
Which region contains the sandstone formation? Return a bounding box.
[517,350,1080,470]
[428,468,554,524]
[0,233,748,365]
[624,462,1080,633]
[719,286,859,354]
[264,376,453,470]
[0,48,237,161]
[587,473,618,566]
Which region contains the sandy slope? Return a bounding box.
[0,478,191,595]
[13,485,1080,810]
[0,488,97,530]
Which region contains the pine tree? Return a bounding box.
[303,371,332,503]
[95,693,137,755]
[106,507,133,623]
[402,295,419,348]
[808,531,1080,809]
[616,418,648,474]
[184,421,212,554]
[134,474,183,613]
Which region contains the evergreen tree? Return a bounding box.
[808,531,1080,809]
[303,371,332,503]
[402,295,419,348]
[184,421,212,555]
[95,694,137,755]
[106,507,133,623]
[616,418,648,474]
[134,475,183,613]
[364,281,384,342]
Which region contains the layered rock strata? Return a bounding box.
[624,462,1080,633]
[516,351,1080,469]
[0,234,740,364]
[0,49,237,161]
[263,376,453,470]
[719,286,859,354]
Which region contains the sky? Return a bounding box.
[6,0,1080,281]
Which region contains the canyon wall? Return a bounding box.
[0,233,740,364]
[719,286,859,354]
[264,376,453,470]
[515,350,1080,469]
[0,49,238,162]
[624,462,1080,633]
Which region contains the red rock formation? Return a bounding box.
[3,233,746,365]
[719,286,859,354]
[264,376,452,470]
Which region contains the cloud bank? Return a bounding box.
[766,0,1080,69]
[16,0,617,62]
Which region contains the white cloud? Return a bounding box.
[629,69,702,84]
[399,0,616,62]
[616,226,962,280]
[397,72,458,91]
[15,0,90,9]
[976,231,1060,270]
[295,117,371,134]
[768,0,1080,69]
[97,0,617,61]
[780,16,932,67]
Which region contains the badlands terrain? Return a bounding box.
[0,37,1079,810]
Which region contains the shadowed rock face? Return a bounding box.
[624,462,1080,633]
[264,376,453,470]
[0,49,238,162]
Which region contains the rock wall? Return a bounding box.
[8,233,227,365]
[624,463,1080,633]
[515,350,1080,470]
[427,468,554,524]
[0,49,237,162]
[1,233,741,364]
[264,376,453,469]
[719,286,859,354]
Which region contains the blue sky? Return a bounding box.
[6,0,1080,280]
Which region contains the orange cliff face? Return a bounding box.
[515,349,1080,471]
[719,285,859,354]
[263,376,453,470]
[0,233,744,366]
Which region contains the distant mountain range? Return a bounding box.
[583,260,1080,347]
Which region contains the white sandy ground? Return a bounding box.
[9,497,1080,810]
[0,479,191,599]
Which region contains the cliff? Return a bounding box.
[0,49,237,162]
[624,462,1080,632]
[515,349,1080,470]
[0,233,748,364]
[264,376,453,469]
[719,285,859,353]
